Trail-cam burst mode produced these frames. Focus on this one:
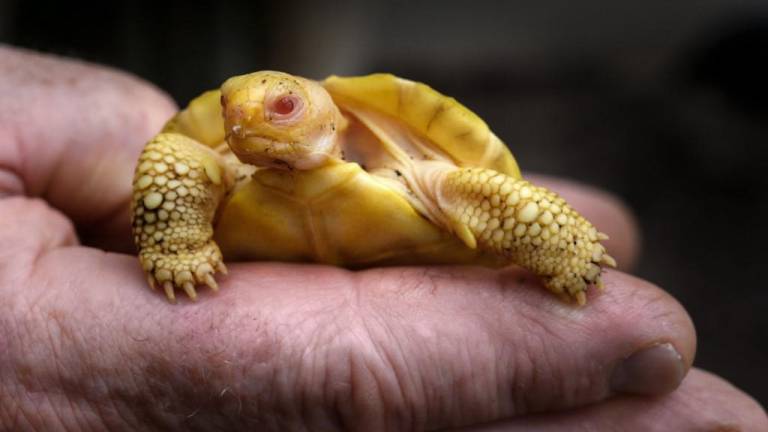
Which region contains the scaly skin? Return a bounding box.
[131,132,232,302]
[438,168,615,305]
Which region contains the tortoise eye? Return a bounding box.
[267,94,304,124]
[273,96,296,115]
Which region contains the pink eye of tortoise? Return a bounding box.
[267,94,304,123]
[265,93,304,125]
[273,96,296,115]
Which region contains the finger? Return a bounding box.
[0,185,693,432]
[527,173,641,271]
[0,45,176,251]
[331,265,695,429]
[454,368,768,431]
[0,191,689,430]
[2,223,694,432]
[0,197,78,266]
[3,199,681,432]
[103,262,690,429]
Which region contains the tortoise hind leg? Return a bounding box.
[131,133,233,302]
[433,167,616,305]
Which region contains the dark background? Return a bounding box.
[2,0,766,404]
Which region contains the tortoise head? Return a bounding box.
[220,71,346,170]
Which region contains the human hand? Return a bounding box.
[1,45,765,431]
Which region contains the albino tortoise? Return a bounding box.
[131,71,615,304]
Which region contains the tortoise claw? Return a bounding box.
[575,291,587,306]
[217,262,229,275]
[141,241,226,303]
[596,278,605,291]
[163,281,176,303]
[601,254,617,268]
[183,282,198,301]
[204,274,219,292]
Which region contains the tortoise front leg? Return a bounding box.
[434,167,616,305]
[131,133,233,302]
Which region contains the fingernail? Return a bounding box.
[611,342,686,395]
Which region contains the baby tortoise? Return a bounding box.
[131,72,615,304]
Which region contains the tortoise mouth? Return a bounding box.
[228,146,294,170]
[227,134,294,161]
[226,134,334,170]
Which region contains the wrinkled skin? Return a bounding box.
[0,45,765,431]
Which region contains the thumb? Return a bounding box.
[0,45,177,250]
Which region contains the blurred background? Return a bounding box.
[2,0,766,404]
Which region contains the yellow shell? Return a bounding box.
[162,74,521,267]
[323,74,520,178]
